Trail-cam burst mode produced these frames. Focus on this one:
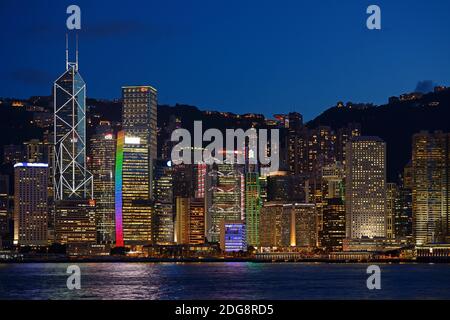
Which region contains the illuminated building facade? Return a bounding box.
[55,199,96,244]
[321,197,346,252]
[0,175,10,246]
[122,85,157,199]
[53,42,93,200]
[206,162,244,242]
[175,197,205,245]
[13,163,48,246]
[260,202,292,247]
[245,172,261,247]
[115,130,153,246]
[412,131,450,245]
[220,220,246,252]
[386,183,399,239]
[154,159,174,244]
[345,137,386,239]
[292,204,317,248]
[89,125,116,243]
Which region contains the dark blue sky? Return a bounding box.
[1,0,450,120]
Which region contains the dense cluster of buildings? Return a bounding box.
[0,44,449,260]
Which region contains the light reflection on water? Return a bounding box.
[0,262,449,300]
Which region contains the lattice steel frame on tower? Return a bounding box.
[53,37,93,200]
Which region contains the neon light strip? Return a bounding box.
[14,162,48,168]
[115,131,125,247]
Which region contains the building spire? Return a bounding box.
[65,33,69,70]
[75,33,79,71]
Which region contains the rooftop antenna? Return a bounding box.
[65,33,69,70]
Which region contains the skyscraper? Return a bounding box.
[122,85,157,199]
[412,131,450,245]
[13,163,48,246]
[53,38,93,200]
[154,159,174,244]
[115,131,153,246]
[0,175,10,245]
[245,172,261,247]
[53,36,95,245]
[175,197,205,245]
[206,162,244,243]
[345,136,386,239]
[89,123,116,244]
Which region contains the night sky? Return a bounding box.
[1,0,450,120]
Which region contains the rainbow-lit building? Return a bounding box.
[115,131,153,247]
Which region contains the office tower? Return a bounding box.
[175,197,205,245]
[53,37,95,246]
[260,202,292,247]
[0,174,10,242]
[3,144,24,165]
[386,183,399,239]
[122,85,157,199]
[345,136,386,239]
[318,161,345,249]
[89,124,116,243]
[23,139,44,163]
[53,39,93,200]
[154,159,174,244]
[189,198,205,244]
[412,131,450,245]
[245,172,262,247]
[220,220,246,252]
[13,163,48,246]
[206,162,244,242]
[292,204,317,248]
[321,198,346,252]
[54,200,96,244]
[396,163,413,241]
[115,130,153,247]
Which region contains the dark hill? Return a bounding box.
[307,89,450,181]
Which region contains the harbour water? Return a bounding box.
[0,262,449,300]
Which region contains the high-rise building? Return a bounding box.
[260,202,317,249]
[0,175,10,244]
[386,183,399,239]
[245,172,261,247]
[55,199,96,244]
[13,163,48,246]
[396,164,413,242]
[175,197,205,245]
[260,202,292,247]
[206,162,244,242]
[53,37,95,246]
[53,40,93,200]
[115,130,153,246]
[345,136,386,239]
[321,197,346,252]
[154,159,174,244]
[412,131,450,245]
[220,220,246,252]
[292,204,317,248]
[122,85,157,199]
[89,124,116,244]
